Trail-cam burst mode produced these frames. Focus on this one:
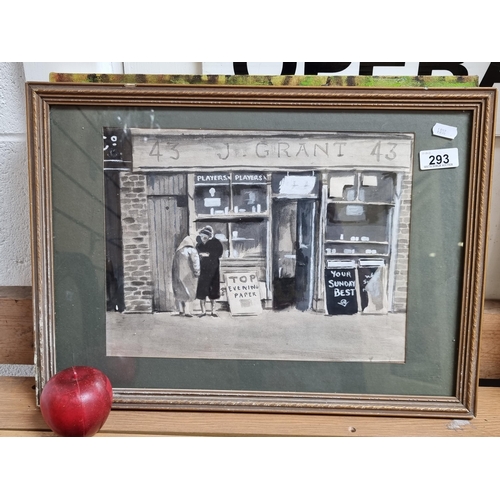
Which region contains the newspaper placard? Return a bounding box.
[224,271,262,316]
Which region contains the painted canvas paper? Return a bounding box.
[104,129,413,362]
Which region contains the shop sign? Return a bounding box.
[232,172,267,184]
[131,129,413,171]
[224,272,262,316]
[194,172,230,184]
[325,264,358,315]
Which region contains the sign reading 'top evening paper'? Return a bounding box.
[224,272,262,316]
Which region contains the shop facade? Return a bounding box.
[105,129,413,316]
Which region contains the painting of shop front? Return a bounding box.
[104,129,413,362]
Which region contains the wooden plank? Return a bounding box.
[0,378,48,431]
[0,430,168,437]
[2,377,500,436]
[2,287,500,376]
[101,387,500,436]
[2,287,500,375]
[479,300,500,378]
[0,287,33,365]
[0,430,53,437]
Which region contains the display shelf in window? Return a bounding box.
[325,240,389,244]
[331,201,395,207]
[325,249,389,257]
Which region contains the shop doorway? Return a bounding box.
[146,174,189,312]
[272,199,317,311]
[148,195,188,311]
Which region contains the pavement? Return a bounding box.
[106,307,406,363]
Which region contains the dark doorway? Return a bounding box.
[272,199,317,311]
[105,171,125,312]
[295,199,316,311]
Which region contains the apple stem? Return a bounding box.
[72,366,87,434]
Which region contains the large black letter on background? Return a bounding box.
[418,62,469,75]
[233,62,298,75]
[304,63,351,74]
[359,62,405,75]
[480,62,500,87]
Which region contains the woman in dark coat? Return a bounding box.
[196,226,223,317]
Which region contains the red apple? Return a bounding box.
[40,366,113,437]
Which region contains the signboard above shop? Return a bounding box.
[131,129,413,171]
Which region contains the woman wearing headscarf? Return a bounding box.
[171,235,200,317]
[196,226,223,317]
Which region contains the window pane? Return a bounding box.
[231,221,266,259]
[360,172,396,203]
[194,172,231,215]
[233,185,267,213]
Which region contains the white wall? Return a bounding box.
[0,62,30,285]
[22,62,202,81]
[0,62,202,286]
[1,62,500,297]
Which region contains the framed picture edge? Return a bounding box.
[26,82,498,418]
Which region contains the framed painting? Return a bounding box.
[27,82,496,417]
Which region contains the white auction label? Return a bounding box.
[419,148,459,170]
[432,123,458,140]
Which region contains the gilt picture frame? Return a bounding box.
[27,82,496,417]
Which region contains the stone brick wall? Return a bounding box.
[119,172,154,313]
[392,172,412,312]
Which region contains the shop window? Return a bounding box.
[194,171,267,214]
[329,173,356,200]
[326,204,390,243]
[359,172,395,203]
[231,221,267,259]
[194,171,267,261]
[195,220,266,260]
[194,176,231,216]
[329,172,395,203]
[232,172,267,213]
[325,170,396,258]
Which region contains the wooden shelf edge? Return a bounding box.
[2,377,500,437]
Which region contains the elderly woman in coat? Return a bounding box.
[171,235,200,317]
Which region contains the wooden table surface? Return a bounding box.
[2,287,500,436]
[1,376,500,437]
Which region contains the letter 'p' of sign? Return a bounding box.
[224,272,262,316]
